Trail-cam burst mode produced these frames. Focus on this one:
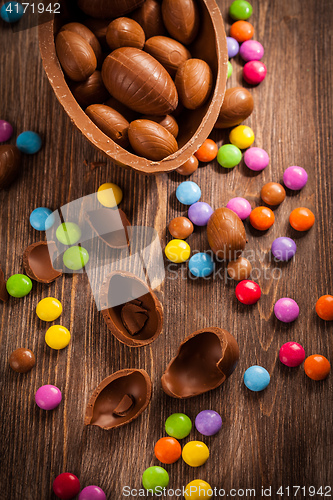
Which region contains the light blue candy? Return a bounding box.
[189,253,214,277]
[0,2,24,22]
[244,366,270,391]
[16,131,42,154]
[30,207,55,231]
[176,181,201,205]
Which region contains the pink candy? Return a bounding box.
[226,197,251,220]
[243,61,267,85]
[240,40,264,61]
[244,147,269,171]
[279,342,305,367]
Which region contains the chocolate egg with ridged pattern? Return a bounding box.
[162,0,199,45]
[55,31,97,82]
[106,18,145,50]
[215,87,254,129]
[207,207,246,261]
[128,119,178,160]
[132,0,166,39]
[144,36,191,76]
[175,58,213,110]
[86,104,130,148]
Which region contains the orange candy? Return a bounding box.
[249,206,275,230]
[289,207,315,231]
[194,139,218,162]
[316,295,333,321]
[154,437,182,464]
[304,355,331,381]
[230,21,254,42]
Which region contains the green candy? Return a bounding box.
[227,60,233,79]
[165,413,192,439]
[142,466,169,493]
[217,144,242,168]
[63,246,89,270]
[56,222,81,245]
[229,0,253,20]
[6,274,32,298]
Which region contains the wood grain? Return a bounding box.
[0,0,332,498]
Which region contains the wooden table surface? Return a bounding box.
[1,1,332,499]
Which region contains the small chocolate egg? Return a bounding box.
[176,155,199,176]
[261,182,286,206]
[86,104,130,148]
[55,31,97,82]
[0,144,21,189]
[207,207,246,261]
[227,256,252,281]
[9,348,35,373]
[106,17,145,50]
[144,36,191,76]
[60,22,102,65]
[162,0,199,45]
[128,119,178,160]
[140,114,179,138]
[168,217,194,239]
[132,0,166,39]
[215,87,254,129]
[78,0,145,19]
[71,71,109,108]
[175,59,213,110]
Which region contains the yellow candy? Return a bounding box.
[45,325,71,350]
[165,239,191,263]
[229,125,255,149]
[36,297,62,322]
[182,441,209,467]
[97,182,123,208]
[184,480,213,500]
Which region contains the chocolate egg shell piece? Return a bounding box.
[106,18,145,51]
[161,327,239,398]
[162,0,200,45]
[100,271,163,347]
[0,145,21,190]
[128,119,178,160]
[144,36,191,77]
[175,59,213,110]
[78,0,145,19]
[141,114,179,138]
[23,241,62,283]
[84,369,152,430]
[55,31,97,82]
[207,207,246,261]
[60,22,102,66]
[0,264,9,302]
[215,87,254,129]
[85,208,131,249]
[71,71,110,109]
[131,0,166,39]
[85,104,130,148]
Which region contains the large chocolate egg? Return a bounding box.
[60,22,102,66]
[207,207,246,261]
[162,0,199,45]
[78,0,145,19]
[215,87,254,129]
[55,31,97,82]
[106,17,145,51]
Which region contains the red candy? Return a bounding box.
[243,61,267,85]
[53,473,80,500]
[235,280,261,304]
[279,342,305,367]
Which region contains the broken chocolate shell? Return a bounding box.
[100,271,163,347]
[85,208,131,249]
[84,368,152,430]
[161,327,239,398]
[23,241,62,283]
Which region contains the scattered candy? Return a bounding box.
[16,131,42,154]
[315,295,333,321]
[188,252,214,277]
[182,441,209,467]
[249,206,275,230]
[188,202,213,226]
[194,139,218,162]
[63,246,89,270]
[165,413,192,439]
[195,410,222,436]
[6,273,32,298]
[283,166,308,190]
[236,280,261,304]
[97,182,123,207]
[243,60,267,85]
[154,437,182,464]
[176,155,199,176]
[229,125,254,149]
[184,480,213,500]
[29,207,54,231]
[78,486,106,500]
[274,298,299,323]
[239,39,264,61]
[36,297,63,321]
[244,147,269,171]
[229,0,253,20]
[9,347,35,373]
[244,365,270,391]
[142,466,169,493]
[45,325,71,350]
[226,36,239,58]
[304,355,331,381]
[35,384,62,410]
[260,182,286,205]
[227,256,252,281]
[0,119,13,142]
[176,181,201,205]
[289,207,315,231]
[165,239,191,263]
[0,1,24,22]
[56,222,82,245]
[230,20,254,42]
[52,472,80,500]
[227,61,233,79]
[217,144,242,168]
[279,342,305,367]
[271,237,297,261]
[168,217,193,239]
[226,197,251,220]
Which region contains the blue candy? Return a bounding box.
[0,1,24,22]
[176,181,201,205]
[244,366,270,391]
[16,131,42,154]
[30,207,55,231]
[189,253,214,277]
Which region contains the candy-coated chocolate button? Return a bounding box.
[227,257,252,281]
[244,147,269,171]
[97,182,123,207]
[243,61,267,85]
[188,202,213,226]
[189,253,214,277]
[261,182,286,205]
[52,472,80,499]
[236,280,261,304]
[271,237,297,261]
[229,125,254,149]
[249,206,275,230]
[78,486,106,500]
[244,365,270,391]
[36,297,62,322]
[230,20,254,42]
[229,0,253,20]
[176,181,201,205]
[142,466,169,493]
[304,355,330,381]
[35,385,62,411]
[165,239,190,263]
[195,410,222,436]
[165,413,192,439]
[283,166,308,190]
[168,217,193,239]
[182,441,209,467]
[239,40,264,61]
[154,437,182,464]
[0,119,13,141]
[274,298,299,323]
[194,139,218,162]
[217,144,242,168]
[184,480,213,500]
[30,207,55,231]
[1,1,24,22]
[315,295,333,321]
[45,325,71,350]
[289,207,315,231]
[56,222,81,245]
[16,131,42,154]
[6,274,32,298]
[279,342,305,367]
[226,37,239,58]
[226,197,251,220]
[9,348,35,373]
[227,61,233,79]
[63,246,89,270]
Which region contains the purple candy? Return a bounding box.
[226,197,251,220]
[0,120,13,142]
[35,384,62,410]
[239,40,264,61]
[271,237,297,261]
[188,202,213,226]
[244,147,269,171]
[79,486,107,500]
[283,166,308,190]
[274,298,299,323]
[226,36,239,58]
[195,410,222,436]
[279,342,305,367]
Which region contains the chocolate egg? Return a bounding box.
[215,87,254,129]
[128,119,178,160]
[175,59,213,110]
[71,71,109,108]
[0,264,9,302]
[140,114,179,138]
[132,0,166,39]
[86,104,130,148]
[85,207,131,248]
[161,327,239,398]
[144,36,191,76]
[78,0,145,19]
[23,241,62,283]
[100,271,163,347]
[60,22,102,66]
[162,0,199,45]
[0,145,21,189]
[102,47,178,115]
[85,369,152,430]
[227,256,252,281]
[55,31,97,82]
[207,207,246,261]
[106,17,145,50]
[84,18,111,51]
